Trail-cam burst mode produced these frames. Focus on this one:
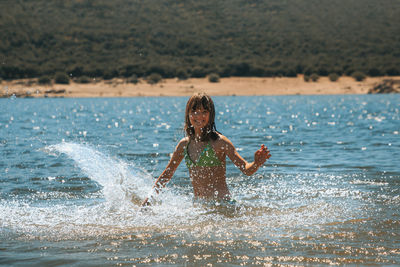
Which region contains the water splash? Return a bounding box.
[44,142,196,214]
[1,142,385,242]
[0,142,198,239]
[45,142,153,206]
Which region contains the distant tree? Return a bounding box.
[191,67,206,78]
[311,73,319,82]
[317,68,329,76]
[77,76,91,83]
[121,64,146,78]
[286,69,297,77]
[385,67,400,76]
[263,69,274,77]
[208,73,220,83]
[367,68,382,77]
[295,64,304,74]
[147,66,167,78]
[328,73,340,82]
[103,70,115,80]
[232,62,250,76]
[38,76,52,85]
[177,69,189,80]
[54,73,70,84]
[127,74,139,84]
[1,0,399,80]
[1,66,24,79]
[352,71,366,82]
[68,66,84,78]
[147,73,162,84]
[304,75,310,82]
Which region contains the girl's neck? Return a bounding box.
[193,128,203,142]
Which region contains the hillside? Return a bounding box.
[1,0,400,79]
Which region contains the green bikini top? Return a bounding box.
[184,142,223,168]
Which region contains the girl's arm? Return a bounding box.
[142,139,186,206]
[223,136,271,176]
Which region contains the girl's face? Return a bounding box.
[189,107,210,130]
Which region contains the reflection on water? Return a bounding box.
[0,95,399,265]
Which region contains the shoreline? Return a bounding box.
[1,76,399,98]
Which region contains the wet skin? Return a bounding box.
[142,107,271,205]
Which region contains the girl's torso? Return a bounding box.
[183,136,231,200]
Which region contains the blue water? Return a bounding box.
[1,95,399,266]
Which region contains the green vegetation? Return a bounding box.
[77,76,91,84]
[311,73,319,82]
[38,76,52,85]
[147,73,163,84]
[127,74,139,84]
[1,0,399,80]
[177,69,189,80]
[208,73,220,83]
[328,73,340,82]
[352,71,367,82]
[54,73,70,84]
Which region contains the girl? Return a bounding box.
[142,93,271,206]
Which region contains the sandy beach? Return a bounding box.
[1,76,398,98]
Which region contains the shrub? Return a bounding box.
[191,66,206,78]
[352,71,366,82]
[231,62,250,76]
[177,69,189,80]
[276,69,285,77]
[54,73,70,84]
[77,76,91,84]
[328,73,340,82]
[303,75,310,82]
[344,68,355,76]
[304,68,312,76]
[128,74,139,84]
[385,67,400,76]
[103,70,114,80]
[367,68,382,77]
[286,69,297,77]
[147,73,162,84]
[310,73,319,82]
[68,66,84,78]
[208,73,220,83]
[38,76,52,85]
[317,68,329,76]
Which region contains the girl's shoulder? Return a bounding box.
[176,137,190,148]
[215,133,229,141]
[211,134,237,155]
[172,137,189,155]
[212,133,232,147]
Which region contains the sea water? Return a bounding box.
[0,95,399,266]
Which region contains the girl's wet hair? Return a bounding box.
[184,92,219,141]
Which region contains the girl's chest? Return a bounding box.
[187,142,225,163]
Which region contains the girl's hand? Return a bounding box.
[141,197,151,207]
[254,144,271,166]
